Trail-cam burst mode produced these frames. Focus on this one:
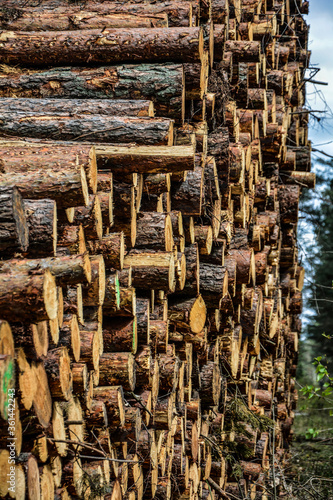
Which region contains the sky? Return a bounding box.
[306,1,333,158]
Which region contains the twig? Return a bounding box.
[205,477,239,500]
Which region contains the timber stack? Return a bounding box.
[0,0,311,498]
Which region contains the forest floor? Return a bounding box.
[285,393,333,498]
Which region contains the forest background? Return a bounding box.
[290,1,333,498]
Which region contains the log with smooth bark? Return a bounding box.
[0,28,204,66]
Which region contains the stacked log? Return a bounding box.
[0,0,310,498]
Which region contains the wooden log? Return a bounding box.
[0,139,97,194]
[103,317,138,354]
[135,212,174,251]
[0,254,91,287]
[99,353,136,391]
[57,224,86,255]
[199,264,229,307]
[0,96,154,117]
[0,113,174,145]
[96,145,194,175]
[0,2,196,29]
[0,27,205,66]
[82,255,106,307]
[44,347,72,401]
[0,186,29,254]
[171,158,204,216]
[168,295,206,334]
[0,64,185,121]
[1,165,89,210]
[11,322,48,359]
[0,270,57,322]
[124,251,175,292]
[24,199,57,257]
[93,385,125,427]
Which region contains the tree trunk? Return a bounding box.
[0,186,29,254]
[0,27,204,66]
[24,199,57,257]
[0,113,173,145]
[0,64,184,121]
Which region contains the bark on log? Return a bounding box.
[0,64,184,121]
[0,139,97,194]
[24,199,57,257]
[0,28,204,67]
[0,114,173,145]
[0,97,154,117]
[96,145,194,175]
[0,186,29,254]
[0,270,57,322]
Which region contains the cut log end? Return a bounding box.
[43,270,58,321]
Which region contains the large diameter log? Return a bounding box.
[96,145,194,175]
[124,251,175,292]
[44,347,72,401]
[103,317,138,354]
[0,97,154,117]
[0,64,184,121]
[0,28,204,66]
[0,2,195,29]
[0,270,57,322]
[0,140,97,194]
[0,186,29,254]
[99,353,136,391]
[0,254,91,286]
[135,212,174,251]
[0,114,174,145]
[24,199,57,257]
[224,40,261,61]
[1,167,89,209]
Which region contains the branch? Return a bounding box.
[205,477,239,500]
[312,148,333,159]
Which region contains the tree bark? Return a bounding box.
[0,64,184,121]
[0,27,204,67]
[0,186,29,254]
[0,113,173,145]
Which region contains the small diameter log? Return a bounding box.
[96,145,194,174]
[72,195,103,240]
[103,317,138,354]
[0,28,204,66]
[176,243,200,296]
[0,186,28,254]
[0,97,154,117]
[199,361,222,406]
[44,347,72,401]
[148,320,168,353]
[168,295,207,334]
[224,40,261,62]
[99,353,136,391]
[0,140,97,194]
[0,254,91,287]
[0,64,184,121]
[24,199,57,257]
[82,255,106,307]
[87,232,125,270]
[227,248,255,285]
[124,251,175,292]
[279,171,316,188]
[135,212,174,251]
[0,113,173,145]
[0,269,57,322]
[158,352,181,392]
[78,326,100,371]
[57,314,80,363]
[31,361,53,428]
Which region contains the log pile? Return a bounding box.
[0,0,311,498]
